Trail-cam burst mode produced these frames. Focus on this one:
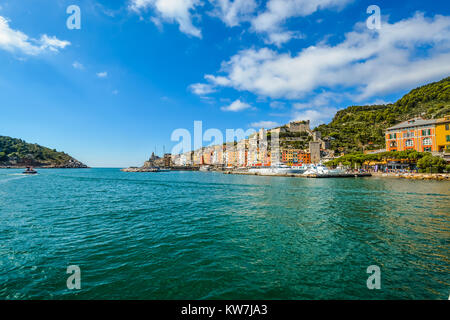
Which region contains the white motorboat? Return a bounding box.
[199,165,211,172]
[303,164,345,175]
[248,164,307,175]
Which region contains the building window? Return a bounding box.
[447,135,450,142]
[390,141,397,147]
[424,147,432,152]
[405,139,414,147]
[389,133,397,139]
[423,138,432,146]
[422,129,431,136]
[446,124,449,130]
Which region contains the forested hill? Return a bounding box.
[315,77,450,153]
[0,136,88,168]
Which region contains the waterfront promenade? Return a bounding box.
[224,171,373,179]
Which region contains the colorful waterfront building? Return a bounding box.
[237,139,248,167]
[281,149,311,165]
[436,115,450,152]
[385,118,437,152]
[202,147,213,165]
[212,145,223,165]
[225,144,237,167]
[247,133,259,166]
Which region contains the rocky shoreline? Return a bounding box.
[0,162,89,169]
[372,172,450,181]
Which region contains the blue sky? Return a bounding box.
[1,0,449,167]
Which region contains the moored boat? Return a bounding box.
[199,165,211,172]
[303,164,345,175]
[248,164,308,175]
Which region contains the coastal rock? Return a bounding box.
[121,167,160,172]
[44,159,89,168]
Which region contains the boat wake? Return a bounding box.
[0,174,32,184]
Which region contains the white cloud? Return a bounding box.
[251,0,353,45]
[293,91,343,110]
[292,107,339,128]
[39,35,70,52]
[72,61,84,70]
[97,71,108,78]
[129,0,350,43]
[221,99,252,112]
[264,30,303,47]
[204,13,450,101]
[190,82,216,95]
[270,101,285,109]
[129,0,202,38]
[250,120,279,128]
[209,0,257,27]
[0,16,70,55]
[205,74,230,86]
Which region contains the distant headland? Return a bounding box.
[0,136,88,168]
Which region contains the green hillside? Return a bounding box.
[315,77,450,153]
[0,136,88,168]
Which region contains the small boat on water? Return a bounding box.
[23,167,38,175]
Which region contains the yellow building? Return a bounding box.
[436,115,450,152]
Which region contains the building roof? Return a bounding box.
[386,118,436,131]
[436,115,450,124]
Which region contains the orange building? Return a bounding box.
[225,147,237,166]
[202,147,213,165]
[385,118,437,152]
[281,149,311,165]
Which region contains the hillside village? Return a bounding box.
[122,77,450,173]
[140,113,450,176]
[169,120,331,168]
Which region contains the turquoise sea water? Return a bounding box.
[0,168,449,300]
